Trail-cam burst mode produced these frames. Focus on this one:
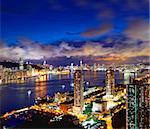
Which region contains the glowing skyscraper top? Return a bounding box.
[43,60,47,66]
[80,60,83,70]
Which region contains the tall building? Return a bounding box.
[0,65,3,84]
[70,63,74,74]
[80,60,83,70]
[43,60,47,66]
[105,68,115,96]
[19,57,24,70]
[73,70,84,114]
[127,74,150,129]
[123,69,137,85]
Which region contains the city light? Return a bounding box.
[0,0,149,128]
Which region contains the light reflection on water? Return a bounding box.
[0,71,123,115]
[35,75,48,98]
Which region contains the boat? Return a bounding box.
[70,83,74,87]
[27,90,32,96]
[86,81,89,85]
[62,85,65,88]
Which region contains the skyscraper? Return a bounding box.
[70,63,74,74]
[73,70,84,114]
[19,57,24,70]
[105,68,115,96]
[123,69,137,85]
[43,60,47,66]
[80,60,83,70]
[127,74,150,129]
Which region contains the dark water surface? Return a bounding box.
[0,71,123,115]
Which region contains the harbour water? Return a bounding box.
[0,71,123,115]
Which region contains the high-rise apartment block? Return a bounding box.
[73,70,84,114]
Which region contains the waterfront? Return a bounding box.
[0,71,123,115]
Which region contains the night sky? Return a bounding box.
[0,0,149,65]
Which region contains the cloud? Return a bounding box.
[62,42,113,57]
[81,23,112,37]
[124,19,149,41]
[0,36,150,65]
[115,41,150,58]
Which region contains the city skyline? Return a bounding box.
[0,1,150,128]
[0,0,149,65]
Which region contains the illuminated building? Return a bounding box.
[43,60,46,66]
[60,100,73,114]
[0,65,3,84]
[80,60,83,70]
[123,69,137,85]
[92,100,107,113]
[93,63,97,71]
[49,65,53,71]
[19,57,24,70]
[73,70,84,114]
[127,74,150,129]
[70,63,74,74]
[54,92,67,103]
[103,68,115,100]
[82,116,107,129]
